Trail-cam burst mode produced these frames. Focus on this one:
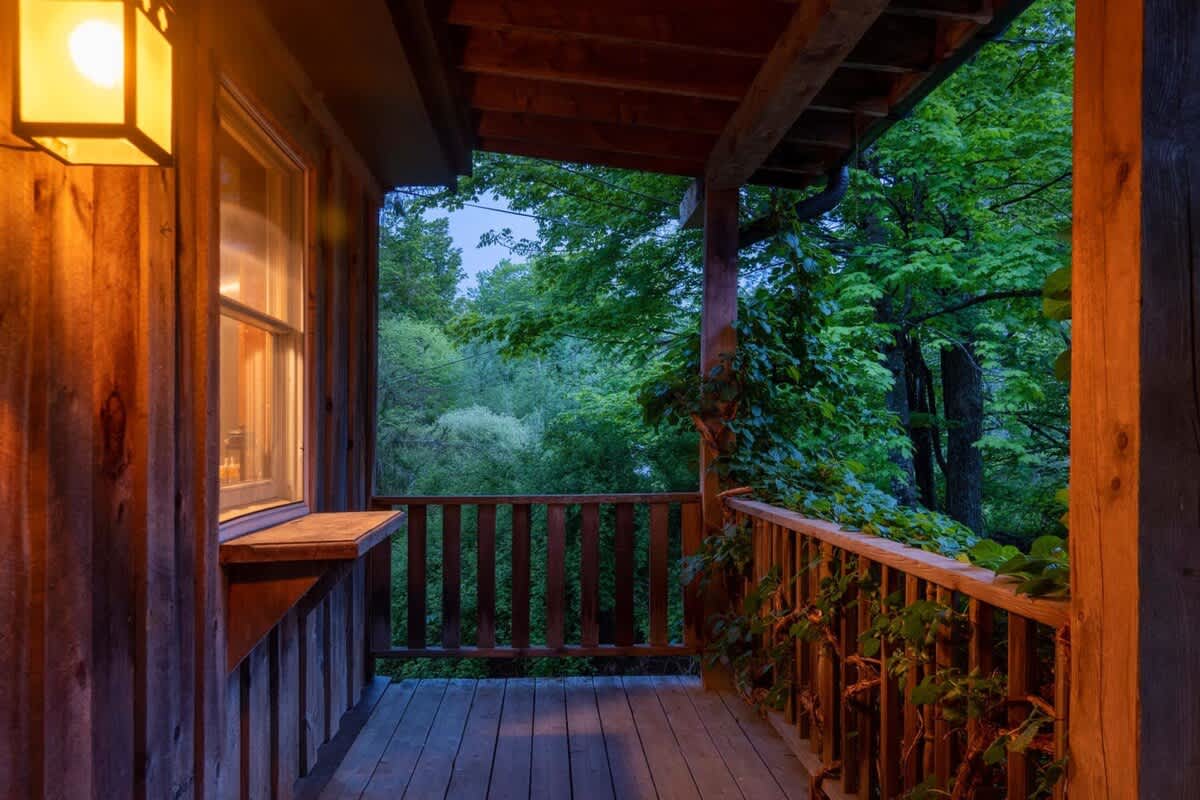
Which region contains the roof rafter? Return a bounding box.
[704,0,891,189]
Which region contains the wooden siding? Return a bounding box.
[0,1,381,798]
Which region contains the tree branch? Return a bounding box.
[907,289,1043,327]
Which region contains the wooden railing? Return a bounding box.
[367,493,702,658]
[726,497,1070,800]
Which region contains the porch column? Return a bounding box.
[699,182,738,687]
[1072,0,1200,796]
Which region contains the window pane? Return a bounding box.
[217,115,302,327]
[217,93,305,523]
[218,315,301,520]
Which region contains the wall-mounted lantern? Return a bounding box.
[14,0,174,166]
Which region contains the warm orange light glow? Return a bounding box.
[68,19,123,89]
[15,0,174,166]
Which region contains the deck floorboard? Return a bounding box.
[321,676,810,799]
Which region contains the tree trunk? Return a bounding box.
[906,337,938,510]
[941,342,984,533]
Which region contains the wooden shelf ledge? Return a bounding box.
[223,511,404,671]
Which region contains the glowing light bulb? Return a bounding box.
[68,20,123,89]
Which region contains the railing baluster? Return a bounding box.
[648,503,669,646]
[1053,627,1070,800]
[818,542,837,769]
[879,565,902,800]
[442,504,462,649]
[511,504,531,649]
[933,585,953,789]
[580,503,600,648]
[809,536,822,752]
[840,550,860,795]
[903,574,923,790]
[407,504,427,650]
[967,597,994,775]
[545,504,566,650]
[1006,614,1037,798]
[614,503,635,647]
[782,527,797,726]
[477,504,497,648]
[796,535,812,739]
[681,502,702,650]
[856,557,876,797]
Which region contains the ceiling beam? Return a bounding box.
[476,111,716,162]
[460,28,758,101]
[468,76,736,134]
[447,0,791,57]
[475,137,703,177]
[704,0,891,189]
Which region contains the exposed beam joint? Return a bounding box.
[704,0,890,189]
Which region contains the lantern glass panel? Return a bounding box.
[136,8,172,153]
[20,0,126,126]
[32,135,156,165]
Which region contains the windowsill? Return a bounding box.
[221,508,405,671]
[219,509,405,564]
[219,500,309,543]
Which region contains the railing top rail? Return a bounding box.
[727,497,1069,628]
[372,492,701,506]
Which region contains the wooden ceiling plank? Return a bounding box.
[447,0,790,57]
[885,0,994,24]
[476,136,703,177]
[705,0,891,189]
[460,28,758,101]
[843,14,940,73]
[476,111,715,162]
[468,76,735,134]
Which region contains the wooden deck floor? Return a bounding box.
[308,676,811,799]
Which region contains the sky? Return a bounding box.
[419,193,538,293]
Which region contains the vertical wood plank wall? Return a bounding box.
[0,2,382,798]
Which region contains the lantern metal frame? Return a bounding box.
[12,0,176,167]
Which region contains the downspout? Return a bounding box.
[738,164,851,250]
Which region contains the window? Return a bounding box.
[217,92,305,523]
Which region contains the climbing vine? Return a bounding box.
[685,518,1065,799]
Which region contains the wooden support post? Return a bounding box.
[1072,0,1200,796]
[699,181,739,689]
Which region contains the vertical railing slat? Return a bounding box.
[933,585,954,788]
[477,504,497,648]
[1006,614,1038,798]
[681,502,703,650]
[856,557,876,796]
[1053,627,1070,800]
[407,504,427,650]
[840,549,860,795]
[967,597,994,774]
[580,503,600,648]
[442,504,462,649]
[796,535,813,740]
[782,526,797,726]
[511,504,531,649]
[648,503,669,646]
[545,504,566,650]
[902,575,923,790]
[878,565,902,799]
[818,542,837,769]
[614,503,635,647]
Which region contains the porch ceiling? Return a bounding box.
[400,0,1034,189]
